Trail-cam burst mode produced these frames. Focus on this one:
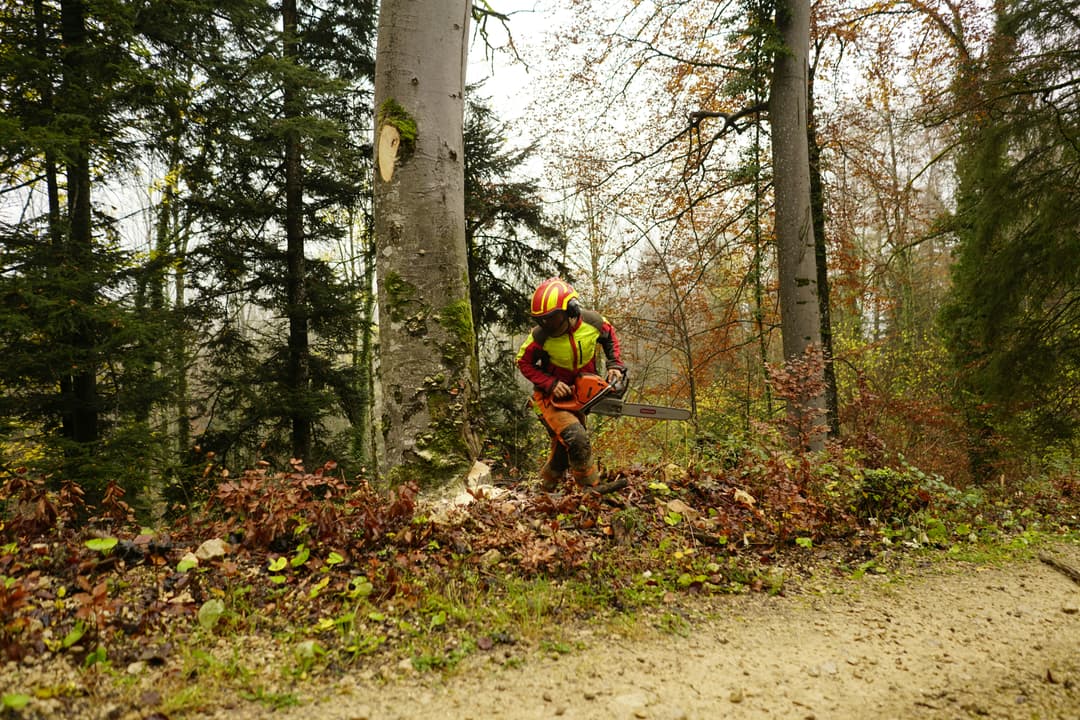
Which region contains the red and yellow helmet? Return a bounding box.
[530,278,579,318]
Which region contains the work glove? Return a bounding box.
[551,380,573,399]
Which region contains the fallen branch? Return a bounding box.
[1038,552,1080,585]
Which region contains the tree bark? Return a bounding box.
[373,0,479,485]
[770,0,825,448]
[59,0,99,448]
[807,43,839,439]
[283,0,311,461]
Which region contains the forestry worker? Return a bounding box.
[515,278,626,491]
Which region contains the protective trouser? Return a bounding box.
[532,390,599,490]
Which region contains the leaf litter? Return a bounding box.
[0,462,1078,718]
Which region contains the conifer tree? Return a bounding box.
[942,0,1080,456]
[462,93,568,467]
[0,0,170,498]
[463,95,567,345]
[178,0,377,471]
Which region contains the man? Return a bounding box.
[516,278,626,490]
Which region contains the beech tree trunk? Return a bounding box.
[770,0,825,448]
[372,0,479,485]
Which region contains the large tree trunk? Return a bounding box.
[283,0,311,461]
[372,0,479,485]
[770,0,825,449]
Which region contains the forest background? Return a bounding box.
[1,0,1080,655]
[0,0,1078,709]
[3,0,1077,509]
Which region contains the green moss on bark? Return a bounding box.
[377,98,417,156]
[381,295,477,489]
[437,299,475,370]
[384,271,417,322]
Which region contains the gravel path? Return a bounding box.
[6,548,1079,719]
[268,551,1080,720]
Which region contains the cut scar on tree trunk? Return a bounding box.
[378,125,400,182]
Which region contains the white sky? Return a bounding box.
[465,1,563,141]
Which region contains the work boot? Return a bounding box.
[540,465,565,492]
[571,465,600,489]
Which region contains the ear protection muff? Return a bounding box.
[566,297,580,317]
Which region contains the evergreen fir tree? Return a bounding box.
[462,92,568,468]
[0,0,172,501]
[942,0,1080,460]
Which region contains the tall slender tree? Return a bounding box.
[771,0,825,447]
[1,0,169,496]
[807,12,838,438]
[177,0,376,471]
[462,93,569,468]
[57,0,98,450]
[282,0,311,461]
[463,95,567,347]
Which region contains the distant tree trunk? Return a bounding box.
[356,223,378,465]
[341,206,378,466]
[174,232,191,457]
[59,0,99,448]
[373,0,479,485]
[283,0,311,461]
[770,0,825,449]
[807,41,839,439]
[751,114,773,424]
[160,126,192,462]
[33,0,61,249]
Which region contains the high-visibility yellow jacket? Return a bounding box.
[516,310,624,394]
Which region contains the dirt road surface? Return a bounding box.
[265,550,1080,720]
[7,547,1080,719]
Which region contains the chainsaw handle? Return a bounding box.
[608,369,628,398]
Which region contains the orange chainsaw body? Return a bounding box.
[549,374,614,414]
[545,374,689,421]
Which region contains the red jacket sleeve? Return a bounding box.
[516,333,558,393]
[599,319,625,370]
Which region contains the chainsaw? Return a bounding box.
[550,373,691,421]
